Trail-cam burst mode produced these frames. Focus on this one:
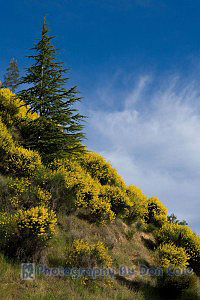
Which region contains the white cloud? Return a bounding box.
[85,75,200,234]
[125,75,150,109]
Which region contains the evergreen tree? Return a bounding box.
[3,58,20,92]
[167,213,188,226]
[18,17,85,163]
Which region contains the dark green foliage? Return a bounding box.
[3,58,20,92]
[168,213,188,226]
[17,17,85,162]
[20,117,84,163]
[125,229,135,240]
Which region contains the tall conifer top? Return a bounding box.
[18,18,85,162]
[3,58,20,92]
[42,16,47,35]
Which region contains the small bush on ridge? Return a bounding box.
[156,223,200,275]
[66,239,112,269]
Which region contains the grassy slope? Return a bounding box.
[0,215,159,300]
[0,215,200,300]
[2,215,199,300]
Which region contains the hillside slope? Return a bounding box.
[0,88,200,300]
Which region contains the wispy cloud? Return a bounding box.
[84,74,200,234]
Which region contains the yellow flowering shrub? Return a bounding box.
[84,196,116,224]
[0,207,57,257]
[99,185,132,216]
[35,188,52,205]
[157,243,195,293]
[125,185,148,223]
[67,239,112,268]
[6,176,31,194]
[145,197,168,227]
[0,89,18,127]
[0,89,18,111]
[0,90,41,177]
[73,172,100,208]
[0,117,14,152]
[67,166,115,223]
[52,158,91,190]
[0,176,51,210]
[156,223,200,274]
[3,177,31,209]
[51,159,115,223]
[0,89,38,121]
[159,243,190,269]
[14,206,57,241]
[0,115,42,177]
[3,146,42,176]
[79,152,126,189]
[19,186,52,209]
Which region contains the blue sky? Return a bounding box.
[1,0,200,233]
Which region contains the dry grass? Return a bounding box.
[1,214,199,300]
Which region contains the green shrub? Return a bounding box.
[0,212,15,251]
[34,167,75,214]
[24,186,52,208]
[66,239,112,268]
[125,229,136,240]
[145,197,168,227]
[179,275,200,300]
[158,272,197,295]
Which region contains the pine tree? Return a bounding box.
[167,213,188,226]
[3,58,20,92]
[18,17,85,163]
